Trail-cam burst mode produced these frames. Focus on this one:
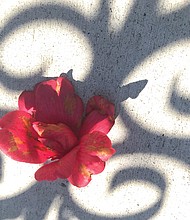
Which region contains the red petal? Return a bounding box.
[80,110,114,136]
[68,131,114,187]
[0,111,56,163]
[81,154,105,174]
[68,154,105,187]
[34,77,84,133]
[86,96,115,120]
[80,96,115,136]
[67,160,91,187]
[33,122,78,155]
[18,91,36,115]
[38,138,63,159]
[35,146,79,181]
[80,131,115,161]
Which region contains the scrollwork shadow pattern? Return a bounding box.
[0,0,190,219]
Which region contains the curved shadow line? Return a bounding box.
[170,77,190,115]
[59,167,166,220]
[116,0,190,81]
[0,0,190,219]
[109,167,166,219]
[0,4,90,43]
[0,3,91,91]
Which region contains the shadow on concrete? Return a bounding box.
[0,0,190,219]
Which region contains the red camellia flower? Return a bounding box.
[0,76,115,187]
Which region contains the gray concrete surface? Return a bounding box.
[1,0,190,219]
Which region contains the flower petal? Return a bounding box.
[79,110,115,136]
[35,146,79,181]
[80,131,115,161]
[80,96,115,136]
[68,131,114,187]
[24,77,84,134]
[18,91,36,115]
[0,111,56,163]
[68,154,105,187]
[67,160,91,187]
[33,122,78,156]
[86,96,115,120]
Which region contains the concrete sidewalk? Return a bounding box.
[1,0,190,219]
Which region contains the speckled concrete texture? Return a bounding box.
[1,0,190,219]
